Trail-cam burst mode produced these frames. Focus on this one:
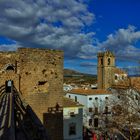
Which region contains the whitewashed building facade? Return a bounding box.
[63,97,83,140]
[66,89,112,128]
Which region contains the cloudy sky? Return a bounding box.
[0,0,140,75]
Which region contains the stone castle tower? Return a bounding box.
[0,48,63,121]
[97,51,115,89]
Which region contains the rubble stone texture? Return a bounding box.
[0,48,63,122]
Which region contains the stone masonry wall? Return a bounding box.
[0,52,19,89]
[0,48,64,122]
[97,51,115,89]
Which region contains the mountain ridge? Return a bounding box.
[64,68,96,77]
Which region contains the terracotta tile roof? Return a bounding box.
[113,68,127,74]
[63,97,83,107]
[69,88,111,95]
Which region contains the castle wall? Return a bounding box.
[0,48,64,122]
[0,52,19,89]
[130,77,140,89]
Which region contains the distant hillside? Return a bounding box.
[64,68,95,77]
[64,69,97,84]
[64,69,82,76]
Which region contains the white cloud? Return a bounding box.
[99,25,140,62]
[0,43,21,51]
[1,0,140,65]
[0,0,96,59]
[121,66,140,75]
[80,62,97,67]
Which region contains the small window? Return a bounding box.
[101,58,103,65]
[38,81,47,85]
[7,80,12,87]
[6,65,14,71]
[95,107,98,114]
[95,97,98,100]
[89,108,93,112]
[89,97,92,100]
[75,96,77,102]
[89,119,92,126]
[69,95,71,98]
[118,95,120,99]
[94,118,98,127]
[115,75,117,80]
[135,95,138,100]
[69,123,76,135]
[5,80,13,93]
[70,112,75,117]
[105,97,108,100]
[108,58,111,65]
[105,106,108,113]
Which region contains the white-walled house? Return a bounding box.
[63,84,73,91]
[66,88,112,128]
[63,84,78,91]
[63,97,83,140]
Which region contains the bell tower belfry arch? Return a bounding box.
[97,51,115,89]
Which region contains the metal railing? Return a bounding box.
[0,81,48,140]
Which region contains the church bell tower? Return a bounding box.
[97,51,115,89]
